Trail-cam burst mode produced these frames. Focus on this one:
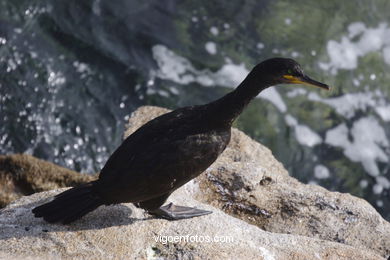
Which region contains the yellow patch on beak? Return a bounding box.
[283,75,305,84]
[283,75,330,90]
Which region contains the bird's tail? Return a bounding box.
[32,182,103,224]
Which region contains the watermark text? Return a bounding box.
[153,234,234,244]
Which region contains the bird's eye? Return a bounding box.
[287,69,293,75]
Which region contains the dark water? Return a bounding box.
[1,0,390,220]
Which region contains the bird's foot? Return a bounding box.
[148,203,212,220]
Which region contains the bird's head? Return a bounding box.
[254,58,330,90]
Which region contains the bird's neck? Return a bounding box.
[206,71,271,127]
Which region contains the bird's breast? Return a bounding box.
[175,129,230,176]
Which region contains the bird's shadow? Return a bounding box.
[0,198,158,241]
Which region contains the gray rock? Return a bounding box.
[0,105,388,259]
[0,188,384,260]
[125,106,390,259]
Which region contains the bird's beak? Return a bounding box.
[283,75,330,90]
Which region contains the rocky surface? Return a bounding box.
[0,188,384,260]
[197,130,390,258]
[0,154,96,208]
[0,105,388,259]
[125,106,390,259]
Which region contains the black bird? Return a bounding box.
[32,58,330,224]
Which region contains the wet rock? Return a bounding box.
[0,188,384,260]
[125,106,390,259]
[0,154,96,208]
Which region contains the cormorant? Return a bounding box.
[32,58,330,224]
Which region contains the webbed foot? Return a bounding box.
[149,203,212,220]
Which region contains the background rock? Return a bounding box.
[0,188,384,260]
[0,154,96,208]
[125,106,390,259]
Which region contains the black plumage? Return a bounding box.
[32,58,329,223]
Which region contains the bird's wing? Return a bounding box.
[98,106,199,180]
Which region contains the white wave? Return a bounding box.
[314,164,330,179]
[205,41,217,55]
[325,117,388,178]
[307,91,376,119]
[320,22,390,73]
[151,44,287,113]
[375,105,390,122]
[285,114,322,147]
